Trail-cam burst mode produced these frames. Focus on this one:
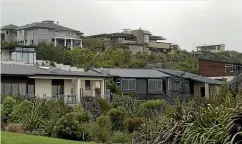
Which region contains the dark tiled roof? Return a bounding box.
[17,21,82,33]
[1,64,105,77]
[90,68,170,78]
[155,68,222,85]
[1,24,18,30]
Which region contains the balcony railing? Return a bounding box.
[148,42,171,49]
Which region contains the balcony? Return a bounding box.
[148,42,171,49]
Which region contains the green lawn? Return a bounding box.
[1,131,95,144]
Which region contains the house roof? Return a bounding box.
[1,64,105,77]
[1,24,18,30]
[17,20,82,33]
[155,68,222,85]
[90,68,170,78]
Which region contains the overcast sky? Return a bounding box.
[1,0,241,52]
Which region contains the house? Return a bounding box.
[229,73,242,90]
[198,59,242,81]
[1,64,107,103]
[1,20,83,49]
[87,28,173,54]
[89,68,221,101]
[195,44,225,53]
[155,69,221,100]
[1,45,37,65]
[89,68,172,101]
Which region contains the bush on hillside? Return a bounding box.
[139,99,167,117]
[89,115,112,143]
[1,96,17,124]
[95,98,112,114]
[109,132,132,144]
[71,105,92,123]
[11,99,33,122]
[107,107,126,131]
[123,117,143,133]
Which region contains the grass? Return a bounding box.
[1,131,95,144]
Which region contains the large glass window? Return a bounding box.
[27,84,35,97]
[148,79,162,91]
[10,52,36,64]
[121,79,136,90]
[1,83,28,96]
[170,80,180,91]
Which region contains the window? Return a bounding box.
[6,31,9,35]
[85,80,91,90]
[52,85,64,95]
[225,64,233,73]
[121,79,136,90]
[1,83,28,96]
[170,80,180,91]
[144,35,149,43]
[27,84,35,97]
[31,40,34,44]
[148,79,162,91]
[11,51,35,64]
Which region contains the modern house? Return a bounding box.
[89,68,221,101]
[195,44,225,53]
[89,68,172,101]
[198,59,242,81]
[155,69,221,101]
[87,28,173,54]
[1,20,83,49]
[1,64,107,103]
[1,45,37,65]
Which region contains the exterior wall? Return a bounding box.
[2,30,17,42]
[148,42,171,49]
[129,45,143,54]
[17,28,81,46]
[199,59,242,77]
[35,79,52,98]
[1,49,10,60]
[64,79,73,95]
[131,29,145,43]
[193,82,204,96]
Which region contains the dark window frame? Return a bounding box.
[85,80,91,90]
[121,79,136,90]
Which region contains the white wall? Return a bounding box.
[35,79,52,98]
[64,79,73,95]
[1,49,10,60]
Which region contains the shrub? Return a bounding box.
[107,107,126,131]
[11,99,33,122]
[112,94,139,117]
[1,96,17,124]
[5,123,24,133]
[123,117,143,133]
[109,132,132,143]
[89,115,112,143]
[95,98,112,114]
[72,105,92,123]
[52,113,79,140]
[139,99,166,117]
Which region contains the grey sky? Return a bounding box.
[1,0,241,52]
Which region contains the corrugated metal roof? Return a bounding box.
[1,64,105,77]
[1,24,18,30]
[155,68,222,85]
[90,68,170,78]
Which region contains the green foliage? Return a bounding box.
[107,108,126,131]
[139,99,167,117]
[112,94,139,117]
[1,96,17,124]
[52,112,89,141]
[89,115,112,143]
[95,98,112,114]
[11,99,33,122]
[71,105,92,123]
[133,91,242,144]
[109,132,132,144]
[123,117,143,133]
